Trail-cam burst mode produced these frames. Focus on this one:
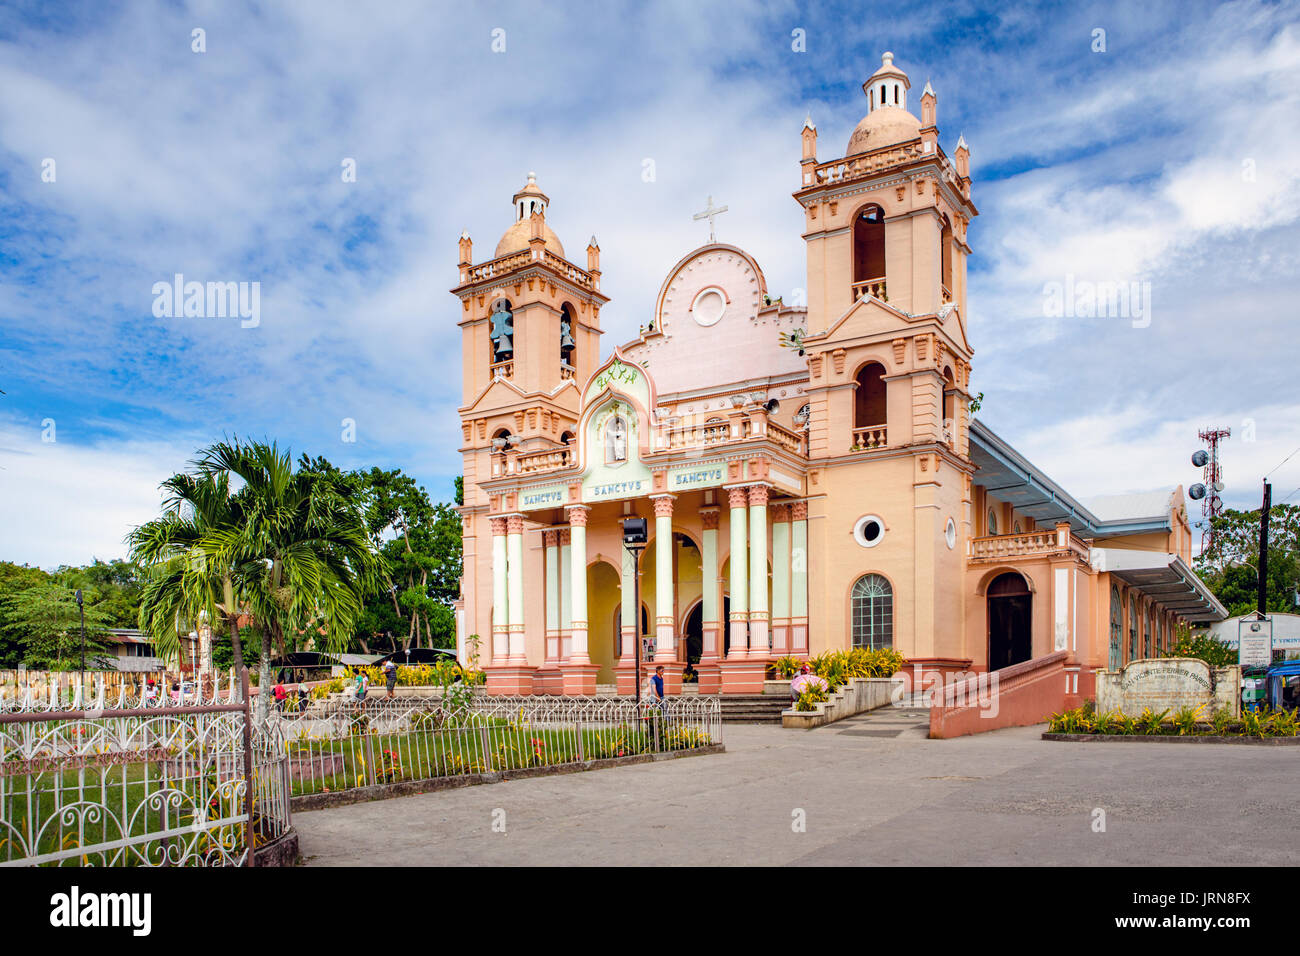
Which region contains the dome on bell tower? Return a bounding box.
[494,172,567,259]
[846,52,921,155]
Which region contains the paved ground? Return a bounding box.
[295,709,1300,866]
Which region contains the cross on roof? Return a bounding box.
[693,195,729,243]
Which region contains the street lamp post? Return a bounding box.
[622,517,648,705]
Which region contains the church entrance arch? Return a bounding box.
[987,572,1032,672]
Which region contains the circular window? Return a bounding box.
[945,518,957,549]
[853,515,886,548]
[691,287,726,327]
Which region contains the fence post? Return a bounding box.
[479,722,493,772]
[240,666,257,867]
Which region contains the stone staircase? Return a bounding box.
[589,687,787,723]
[716,694,790,724]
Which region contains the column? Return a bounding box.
[748,485,770,657]
[620,538,637,662]
[770,502,791,656]
[559,529,572,659]
[491,516,509,663]
[567,506,590,664]
[727,486,749,657]
[544,530,560,661]
[700,508,721,662]
[506,515,526,662]
[652,495,677,661]
[791,501,809,654]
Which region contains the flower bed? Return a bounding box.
[1046,702,1300,739]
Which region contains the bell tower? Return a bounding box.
[453,173,608,510]
[794,52,978,460]
[794,52,981,670]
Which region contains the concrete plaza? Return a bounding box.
[295,709,1298,866]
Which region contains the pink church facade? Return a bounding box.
[450,53,1226,699]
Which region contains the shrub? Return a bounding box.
[1162,634,1236,667]
[805,648,906,689]
[769,655,803,679]
[795,685,830,712]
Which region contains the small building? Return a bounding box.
[101,629,163,672]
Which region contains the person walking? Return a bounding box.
[354,670,370,710]
[273,679,287,712]
[382,658,398,699]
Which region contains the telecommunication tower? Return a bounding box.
[1188,427,1230,552]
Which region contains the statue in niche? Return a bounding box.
[606,415,628,463]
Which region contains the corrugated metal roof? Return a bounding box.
[969,419,1175,538]
[1078,489,1176,523]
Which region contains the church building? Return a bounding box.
[450,52,1226,700]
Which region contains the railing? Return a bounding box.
[766,420,806,455]
[811,142,926,186]
[664,421,733,450]
[270,694,721,799]
[661,417,807,457]
[560,364,576,380]
[969,527,1090,562]
[851,424,888,450]
[943,417,955,447]
[542,251,596,291]
[851,277,888,302]
[490,360,513,379]
[515,447,573,475]
[941,284,953,304]
[463,250,596,291]
[929,651,1069,739]
[0,682,290,867]
[465,250,532,283]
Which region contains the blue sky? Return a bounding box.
[1,0,1298,568]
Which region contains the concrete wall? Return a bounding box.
[929,650,1068,739]
[782,676,899,729]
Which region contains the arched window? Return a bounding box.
[1147,607,1157,659]
[560,431,574,446]
[559,303,576,369]
[1109,586,1123,670]
[987,507,998,535]
[605,415,629,463]
[852,204,886,291]
[852,362,887,447]
[1129,595,1139,662]
[851,574,893,650]
[489,298,514,364]
[940,216,953,301]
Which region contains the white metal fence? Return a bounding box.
[0,678,721,864]
[273,693,722,797]
[0,674,291,867]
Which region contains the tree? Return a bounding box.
[299,458,462,653]
[128,470,255,677]
[0,582,112,670]
[197,440,386,715]
[1195,504,1300,617]
[57,559,144,628]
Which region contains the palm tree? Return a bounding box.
[196,440,386,716]
[128,471,252,678]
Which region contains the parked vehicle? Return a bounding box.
[1265,661,1300,711]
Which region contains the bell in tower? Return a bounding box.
[489,298,513,362]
